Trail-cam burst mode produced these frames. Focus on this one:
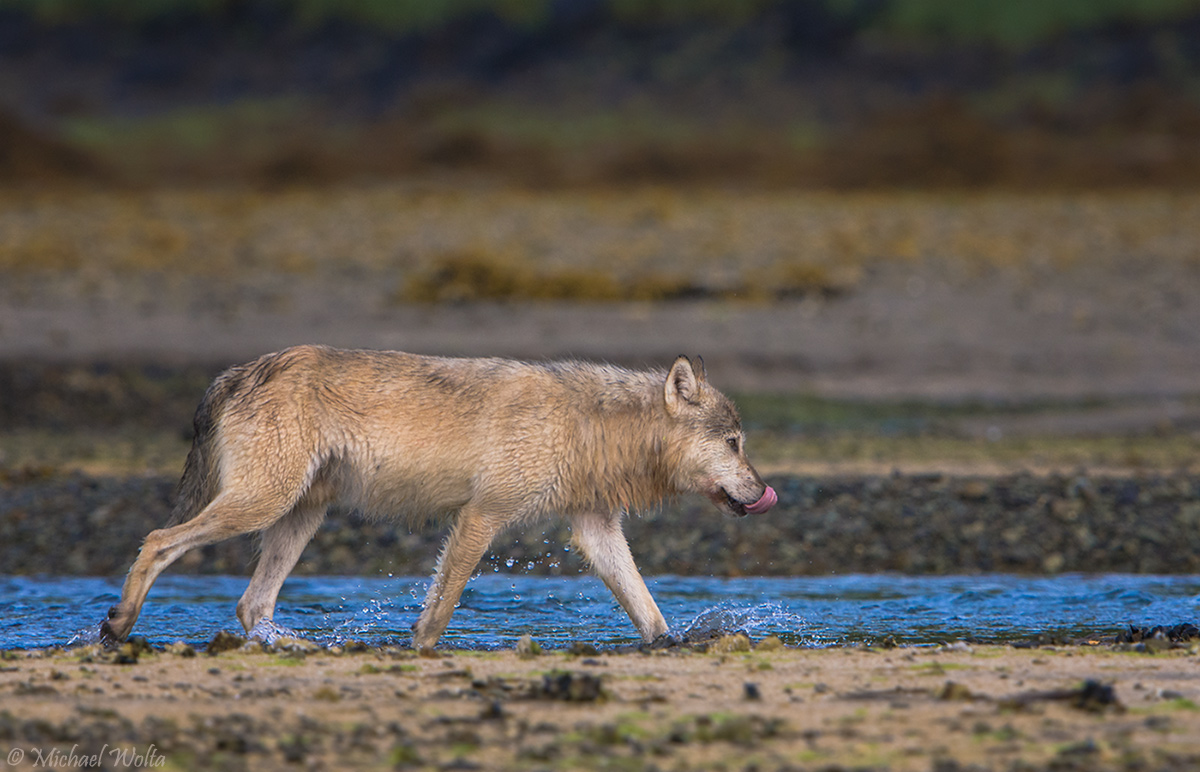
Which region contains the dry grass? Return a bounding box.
[752,432,1200,477]
[0,428,190,476]
[2,187,1199,301]
[5,423,1196,479]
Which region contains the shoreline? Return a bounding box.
[5,469,1200,577]
[2,640,1199,771]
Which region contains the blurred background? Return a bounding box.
[4,0,1200,188]
[3,0,1200,576]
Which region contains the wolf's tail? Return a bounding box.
[167,371,237,526]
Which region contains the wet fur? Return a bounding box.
[102,346,770,649]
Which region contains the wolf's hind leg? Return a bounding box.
[101,491,295,643]
[412,506,501,650]
[236,502,327,635]
[573,512,669,642]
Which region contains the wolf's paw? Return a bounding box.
[649,632,682,650]
[99,606,129,648]
[247,618,301,644]
[98,620,122,649]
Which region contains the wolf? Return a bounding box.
[100,346,777,649]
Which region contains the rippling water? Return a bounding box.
[1,574,1197,650]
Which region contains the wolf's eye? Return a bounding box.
[726,437,740,453]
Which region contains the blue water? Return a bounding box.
[1,574,1197,651]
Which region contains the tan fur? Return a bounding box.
[100,346,771,649]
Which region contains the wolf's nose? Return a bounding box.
[744,485,777,514]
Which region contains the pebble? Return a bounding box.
[708,634,751,654]
[515,634,542,659]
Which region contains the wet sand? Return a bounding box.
[2,640,1199,771]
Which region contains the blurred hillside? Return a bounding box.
[3,0,1200,187]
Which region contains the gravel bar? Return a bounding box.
[3,469,1197,577]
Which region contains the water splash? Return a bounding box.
[327,589,405,644]
[5,574,1200,651]
[248,618,301,644]
[66,626,100,648]
[680,602,807,643]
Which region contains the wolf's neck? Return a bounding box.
[582,380,680,512]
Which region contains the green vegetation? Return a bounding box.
[6,0,1200,50]
[60,99,314,166]
[0,0,550,28]
[873,0,1200,49]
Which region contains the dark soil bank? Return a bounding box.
[3,469,1198,577]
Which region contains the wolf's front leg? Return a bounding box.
[413,507,500,650]
[572,512,669,642]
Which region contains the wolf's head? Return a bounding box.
[663,355,777,518]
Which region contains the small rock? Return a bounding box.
[536,670,605,702]
[205,631,247,655]
[1042,552,1066,573]
[515,634,541,659]
[1072,680,1121,712]
[165,641,196,658]
[1057,739,1099,758]
[269,636,320,654]
[480,699,506,720]
[938,681,974,701]
[958,481,989,501]
[755,635,785,652]
[100,644,139,665]
[744,682,762,700]
[708,634,751,654]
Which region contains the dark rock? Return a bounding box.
[534,671,605,702]
[8,468,1200,576]
[205,631,246,655]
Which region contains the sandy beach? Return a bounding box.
[2,639,1199,771]
[3,189,1200,770]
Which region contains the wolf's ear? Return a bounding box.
[665,355,701,414]
[692,356,707,384]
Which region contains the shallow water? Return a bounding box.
[2,574,1197,651]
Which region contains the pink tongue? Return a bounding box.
[745,485,777,514]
